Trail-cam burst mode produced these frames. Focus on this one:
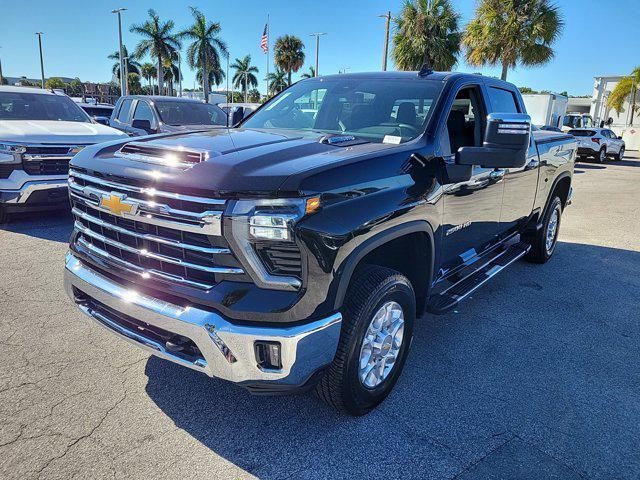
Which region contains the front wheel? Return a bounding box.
[615,146,625,161]
[316,265,415,416]
[526,196,562,264]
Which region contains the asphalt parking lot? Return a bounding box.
[1,153,639,480]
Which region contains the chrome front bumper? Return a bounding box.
[64,253,342,389]
[0,178,68,204]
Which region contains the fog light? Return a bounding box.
[254,341,282,370]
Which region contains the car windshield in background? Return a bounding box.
[82,106,113,117]
[568,130,596,137]
[242,77,443,143]
[0,92,91,123]
[0,92,91,122]
[155,101,227,126]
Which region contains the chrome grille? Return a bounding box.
[69,169,243,289]
[23,144,84,175]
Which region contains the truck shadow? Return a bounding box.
[143,241,640,479]
[1,209,73,243]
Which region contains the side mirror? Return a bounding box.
[618,135,623,140]
[231,107,246,127]
[93,116,110,126]
[131,119,155,134]
[456,113,531,169]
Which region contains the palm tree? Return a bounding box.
[179,7,228,103]
[140,63,156,93]
[301,66,316,79]
[162,53,181,96]
[266,69,288,95]
[130,9,181,95]
[607,67,640,123]
[107,46,141,80]
[197,66,225,91]
[391,0,461,71]
[463,0,563,81]
[231,55,258,102]
[274,35,305,86]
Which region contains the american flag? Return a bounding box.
[260,23,269,53]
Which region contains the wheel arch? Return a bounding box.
[333,221,435,317]
[546,172,572,212]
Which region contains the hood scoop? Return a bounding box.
[115,141,209,169]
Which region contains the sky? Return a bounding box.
[1,0,639,96]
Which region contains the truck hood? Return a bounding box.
[0,120,128,144]
[72,128,402,196]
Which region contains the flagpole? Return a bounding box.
[266,14,270,98]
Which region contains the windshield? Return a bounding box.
[0,91,91,122]
[242,77,443,143]
[155,101,227,126]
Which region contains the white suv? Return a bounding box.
[0,86,127,223]
[568,127,625,163]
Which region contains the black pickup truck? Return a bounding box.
[64,71,576,415]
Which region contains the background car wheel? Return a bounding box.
[316,265,415,416]
[526,196,562,264]
[615,146,625,161]
[597,147,606,163]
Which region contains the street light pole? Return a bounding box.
[177,51,182,98]
[378,11,391,71]
[35,33,45,88]
[0,47,4,86]
[309,33,326,76]
[123,56,129,95]
[111,8,127,97]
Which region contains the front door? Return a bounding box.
[440,86,504,270]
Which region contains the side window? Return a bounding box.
[445,87,483,155]
[116,99,133,123]
[133,101,155,125]
[488,87,519,113]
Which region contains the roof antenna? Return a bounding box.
[418,63,433,77]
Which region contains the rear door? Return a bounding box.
[110,98,134,133]
[439,84,504,269]
[488,86,539,232]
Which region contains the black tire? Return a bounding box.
[316,265,415,416]
[526,196,562,264]
[597,147,606,163]
[615,146,625,161]
[578,155,587,162]
[0,206,8,225]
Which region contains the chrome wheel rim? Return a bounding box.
[358,301,405,389]
[546,208,559,254]
[599,149,606,162]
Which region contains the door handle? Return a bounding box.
[489,169,506,181]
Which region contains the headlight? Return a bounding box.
[0,142,26,164]
[225,197,321,290]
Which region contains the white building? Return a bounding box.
[591,75,639,130]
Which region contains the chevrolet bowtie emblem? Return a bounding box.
[99,193,138,217]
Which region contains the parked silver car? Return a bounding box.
[569,128,625,162]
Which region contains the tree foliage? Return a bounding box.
[130,9,181,94]
[179,7,227,101]
[266,69,288,95]
[107,45,141,79]
[463,0,563,81]
[44,77,68,90]
[231,55,258,102]
[392,0,461,71]
[274,35,305,85]
[301,66,316,79]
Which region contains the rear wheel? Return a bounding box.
[526,196,562,264]
[597,147,606,163]
[615,146,625,161]
[316,265,415,416]
[0,206,8,225]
